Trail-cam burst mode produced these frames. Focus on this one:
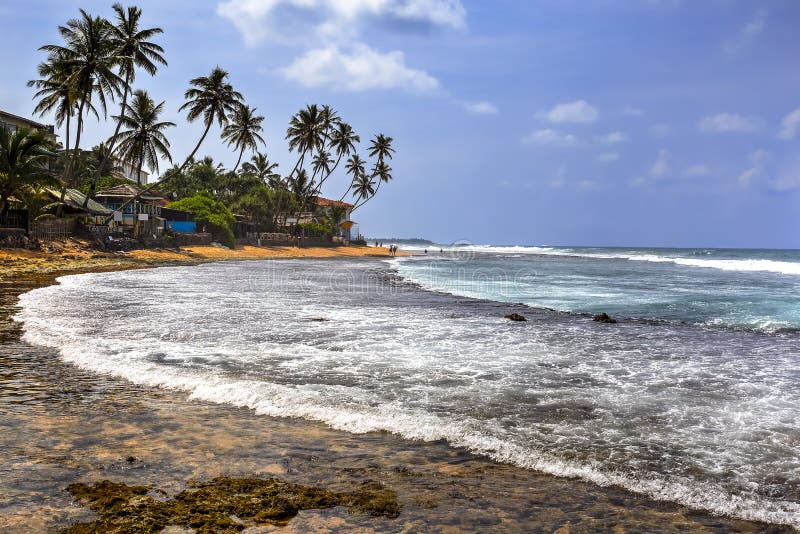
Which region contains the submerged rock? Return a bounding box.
[504,313,527,322]
[593,312,617,324]
[63,477,400,533]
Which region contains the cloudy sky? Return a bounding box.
[2,0,799,247]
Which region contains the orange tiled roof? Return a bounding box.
[316,197,353,208]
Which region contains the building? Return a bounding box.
[41,188,113,221]
[114,161,150,184]
[94,184,196,235]
[95,184,167,235]
[281,197,356,240]
[0,109,58,143]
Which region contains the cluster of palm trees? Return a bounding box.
[2,4,395,234]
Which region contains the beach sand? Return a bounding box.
[0,240,401,280]
[0,242,789,532]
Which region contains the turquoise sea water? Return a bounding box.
[13,249,800,528]
[392,245,800,332]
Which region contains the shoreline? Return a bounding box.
[0,245,792,532]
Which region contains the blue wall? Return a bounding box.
[167,221,196,233]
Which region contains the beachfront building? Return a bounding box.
[94,184,197,235]
[95,184,168,236]
[281,197,356,240]
[114,161,150,185]
[0,109,57,144]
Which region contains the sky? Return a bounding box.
[1,0,799,248]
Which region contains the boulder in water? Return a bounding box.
[504,313,527,322]
[593,312,617,324]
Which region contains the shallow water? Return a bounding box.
[393,245,800,332]
[1,272,787,532]
[13,258,800,529]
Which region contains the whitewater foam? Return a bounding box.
[407,244,800,276]
[13,264,800,529]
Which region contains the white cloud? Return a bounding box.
[577,180,599,191]
[538,100,598,123]
[218,0,466,46]
[623,105,644,117]
[598,152,619,163]
[723,9,767,56]
[522,129,578,147]
[738,149,768,187]
[600,131,627,144]
[737,150,800,191]
[650,149,669,178]
[685,164,711,177]
[463,101,498,115]
[279,43,439,92]
[778,107,800,140]
[697,113,761,134]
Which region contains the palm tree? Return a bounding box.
[351,173,375,207]
[27,55,79,156]
[338,153,365,202]
[311,150,334,181]
[285,104,324,179]
[39,9,123,185]
[178,67,243,172]
[86,3,166,201]
[241,152,281,187]
[0,126,57,215]
[221,104,265,172]
[311,120,359,198]
[368,133,395,164]
[113,90,174,185]
[354,160,392,211]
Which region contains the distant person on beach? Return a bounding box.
[424,249,428,254]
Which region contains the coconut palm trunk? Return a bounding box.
[179,121,212,173]
[58,93,87,217]
[232,146,245,173]
[83,72,131,208]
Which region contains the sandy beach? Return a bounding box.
[0,240,401,280]
[0,242,791,533]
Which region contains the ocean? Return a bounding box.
[14,246,800,529]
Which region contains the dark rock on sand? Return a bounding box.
[504,313,527,322]
[593,313,617,324]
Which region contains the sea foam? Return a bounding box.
[14,264,800,529]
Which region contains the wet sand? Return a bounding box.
[0,253,791,532]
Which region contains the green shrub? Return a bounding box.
[166,192,236,248]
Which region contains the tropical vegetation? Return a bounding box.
[4,4,396,239]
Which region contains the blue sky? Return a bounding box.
[1,0,799,248]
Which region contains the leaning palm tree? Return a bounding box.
[351,173,376,208]
[0,126,57,215]
[178,67,243,172]
[368,134,395,164]
[310,120,359,198]
[221,104,265,172]
[85,3,166,202]
[113,90,174,185]
[311,150,333,182]
[354,160,392,211]
[285,104,324,179]
[338,153,365,202]
[39,9,123,185]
